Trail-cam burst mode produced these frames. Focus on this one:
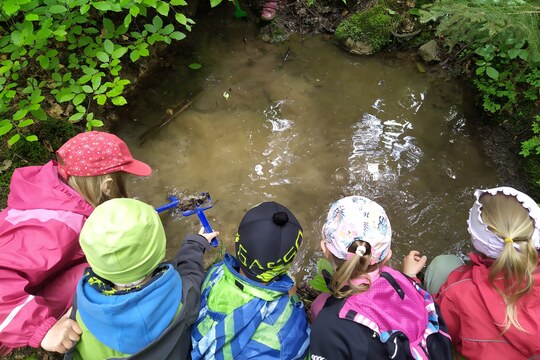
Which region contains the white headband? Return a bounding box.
[468,186,540,258]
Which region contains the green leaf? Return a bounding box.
[89,119,104,128]
[13,109,28,121]
[38,55,50,69]
[308,258,333,293]
[130,6,140,16]
[11,31,23,47]
[31,109,47,120]
[25,135,38,142]
[95,94,107,105]
[2,1,20,16]
[152,16,163,30]
[80,3,90,14]
[104,39,114,55]
[130,50,141,62]
[69,112,84,122]
[82,85,93,93]
[25,14,39,21]
[73,93,86,105]
[170,0,187,5]
[57,91,76,103]
[91,76,102,90]
[96,51,110,63]
[92,2,112,11]
[18,119,34,128]
[175,13,187,25]
[156,1,169,16]
[49,5,67,14]
[111,96,127,105]
[103,18,115,37]
[8,133,21,147]
[188,63,202,70]
[112,47,128,59]
[486,66,499,80]
[162,24,175,35]
[0,121,13,136]
[170,31,186,41]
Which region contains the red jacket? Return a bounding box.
[435,252,540,360]
[0,161,93,354]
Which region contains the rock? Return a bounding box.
[344,38,373,55]
[418,40,440,64]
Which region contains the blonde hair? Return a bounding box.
[479,192,537,333]
[330,240,374,299]
[67,172,128,207]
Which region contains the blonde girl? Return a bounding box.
[309,196,452,360]
[429,187,540,360]
[0,131,151,356]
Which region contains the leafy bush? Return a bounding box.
[417,0,539,116]
[0,0,194,147]
[418,0,540,188]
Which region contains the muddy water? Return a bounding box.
[116,10,499,280]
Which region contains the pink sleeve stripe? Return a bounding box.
[5,209,85,233]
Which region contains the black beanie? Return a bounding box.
[235,201,303,282]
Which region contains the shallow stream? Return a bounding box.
[116,10,500,280]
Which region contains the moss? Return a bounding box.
[334,4,398,53]
[258,21,290,43]
[523,155,540,201]
[0,119,79,208]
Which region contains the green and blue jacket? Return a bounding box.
[64,234,211,360]
[191,254,310,360]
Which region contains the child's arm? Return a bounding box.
[402,250,427,284]
[172,228,217,289]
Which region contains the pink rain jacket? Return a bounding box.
[0,161,93,354]
[435,252,540,360]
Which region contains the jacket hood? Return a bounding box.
[7,161,93,215]
[77,264,182,354]
[470,252,540,357]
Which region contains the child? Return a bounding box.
[310,196,452,360]
[64,198,217,360]
[191,201,310,359]
[428,186,540,359]
[0,131,151,355]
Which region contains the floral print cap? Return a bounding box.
[322,196,392,265]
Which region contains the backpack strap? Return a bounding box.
[69,292,78,321]
[380,271,405,300]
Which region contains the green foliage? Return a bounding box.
[0,0,194,147]
[0,118,77,207]
[521,115,540,158]
[419,0,540,191]
[335,5,398,53]
[308,258,333,293]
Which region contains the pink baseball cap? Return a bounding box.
[56,131,152,178]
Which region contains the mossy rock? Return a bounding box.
[335,4,399,55]
[0,119,79,208]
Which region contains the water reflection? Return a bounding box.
[116,9,500,280]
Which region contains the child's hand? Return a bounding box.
[198,227,219,244]
[41,307,82,353]
[402,250,427,277]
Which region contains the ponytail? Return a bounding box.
[331,241,373,299]
[479,193,537,333]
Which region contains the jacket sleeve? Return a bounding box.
[436,284,462,349]
[170,234,211,321]
[0,222,86,349]
[0,270,59,349]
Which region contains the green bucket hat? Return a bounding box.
[80,198,166,284]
